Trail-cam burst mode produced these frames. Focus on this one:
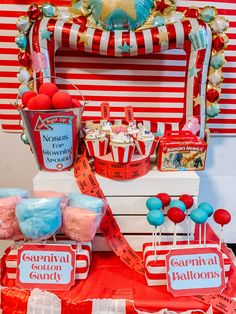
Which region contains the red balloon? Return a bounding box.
[213,209,231,226]
[18,52,30,67]
[73,16,87,26]
[27,4,41,21]
[156,193,171,207]
[185,8,199,18]
[179,194,194,209]
[213,36,226,52]
[167,207,185,224]
[206,89,220,102]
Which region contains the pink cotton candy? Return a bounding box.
[0,196,23,240]
[62,207,98,242]
[32,191,68,212]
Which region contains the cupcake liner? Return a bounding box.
[85,138,108,157]
[110,143,135,163]
[136,139,158,156]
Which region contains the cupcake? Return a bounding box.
[85,129,108,157]
[110,132,135,163]
[135,129,157,156]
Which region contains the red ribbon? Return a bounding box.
[74,153,145,275]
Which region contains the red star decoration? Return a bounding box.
[155,0,169,14]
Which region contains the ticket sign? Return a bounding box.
[166,247,226,296]
[16,244,76,290]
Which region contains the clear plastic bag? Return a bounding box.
[15,198,62,240]
[0,188,29,199]
[0,196,23,240]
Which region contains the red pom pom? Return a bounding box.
[167,207,185,224]
[22,91,38,106]
[179,194,194,209]
[213,209,231,226]
[27,94,52,110]
[156,193,171,207]
[206,89,220,102]
[52,92,72,109]
[39,82,58,98]
[72,99,82,108]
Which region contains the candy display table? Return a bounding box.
[33,169,200,251]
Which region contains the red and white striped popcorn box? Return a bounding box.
[85,138,108,157]
[143,242,232,287]
[5,242,92,281]
[135,139,158,156]
[110,143,135,163]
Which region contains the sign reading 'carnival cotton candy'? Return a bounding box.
[166,247,225,296]
[16,244,76,290]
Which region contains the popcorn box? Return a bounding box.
[143,242,231,287]
[85,138,108,157]
[5,242,92,281]
[110,143,135,163]
[157,131,207,171]
[135,139,158,156]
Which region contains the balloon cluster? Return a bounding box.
[184,6,229,119]
[146,192,231,247]
[21,82,82,111]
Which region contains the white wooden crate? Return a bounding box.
[33,169,200,251]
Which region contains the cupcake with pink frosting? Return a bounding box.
[85,128,108,157]
[110,132,135,163]
[135,128,157,156]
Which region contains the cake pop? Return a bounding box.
[167,207,185,247]
[156,193,171,208]
[146,210,164,260]
[190,208,208,245]
[213,208,231,247]
[169,200,186,212]
[179,194,194,244]
[146,197,162,211]
[198,202,214,245]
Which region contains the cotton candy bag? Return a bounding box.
[0,188,28,199]
[16,198,62,240]
[0,196,23,240]
[68,193,104,214]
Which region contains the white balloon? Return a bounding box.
[208,71,222,87]
[211,16,229,34]
[17,68,31,83]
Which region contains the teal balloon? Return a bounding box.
[42,2,57,17]
[21,133,30,145]
[190,208,208,224]
[147,210,164,227]
[89,0,154,31]
[211,54,224,70]
[153,16,166,27]
[206,104,220,117]
[15,34,27,50]
[170,200,186,212]
[200,7,216,23]
[198,202,214,217]
[19,85,29,97]
[146,197,162,211]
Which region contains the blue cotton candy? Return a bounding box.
[68,193,104,214]
[16,198,61,240]
[0,188,29,199]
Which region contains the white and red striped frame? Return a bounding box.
[29,18,212,138]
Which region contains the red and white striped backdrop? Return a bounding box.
[0,0,235,135]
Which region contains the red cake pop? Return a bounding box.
[39,82,58,98]
[156,193,171,208]
[179,194,194,209]
[214,209,231,226]
[22,91,38,106]
[52,91,72,109]
[167,207,185,247]
[27,94,52,110]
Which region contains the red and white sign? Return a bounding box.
[16,244,76,290]
[166,247,226,296]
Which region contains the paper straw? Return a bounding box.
[204,222,207,246]
[173,224,176,247]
